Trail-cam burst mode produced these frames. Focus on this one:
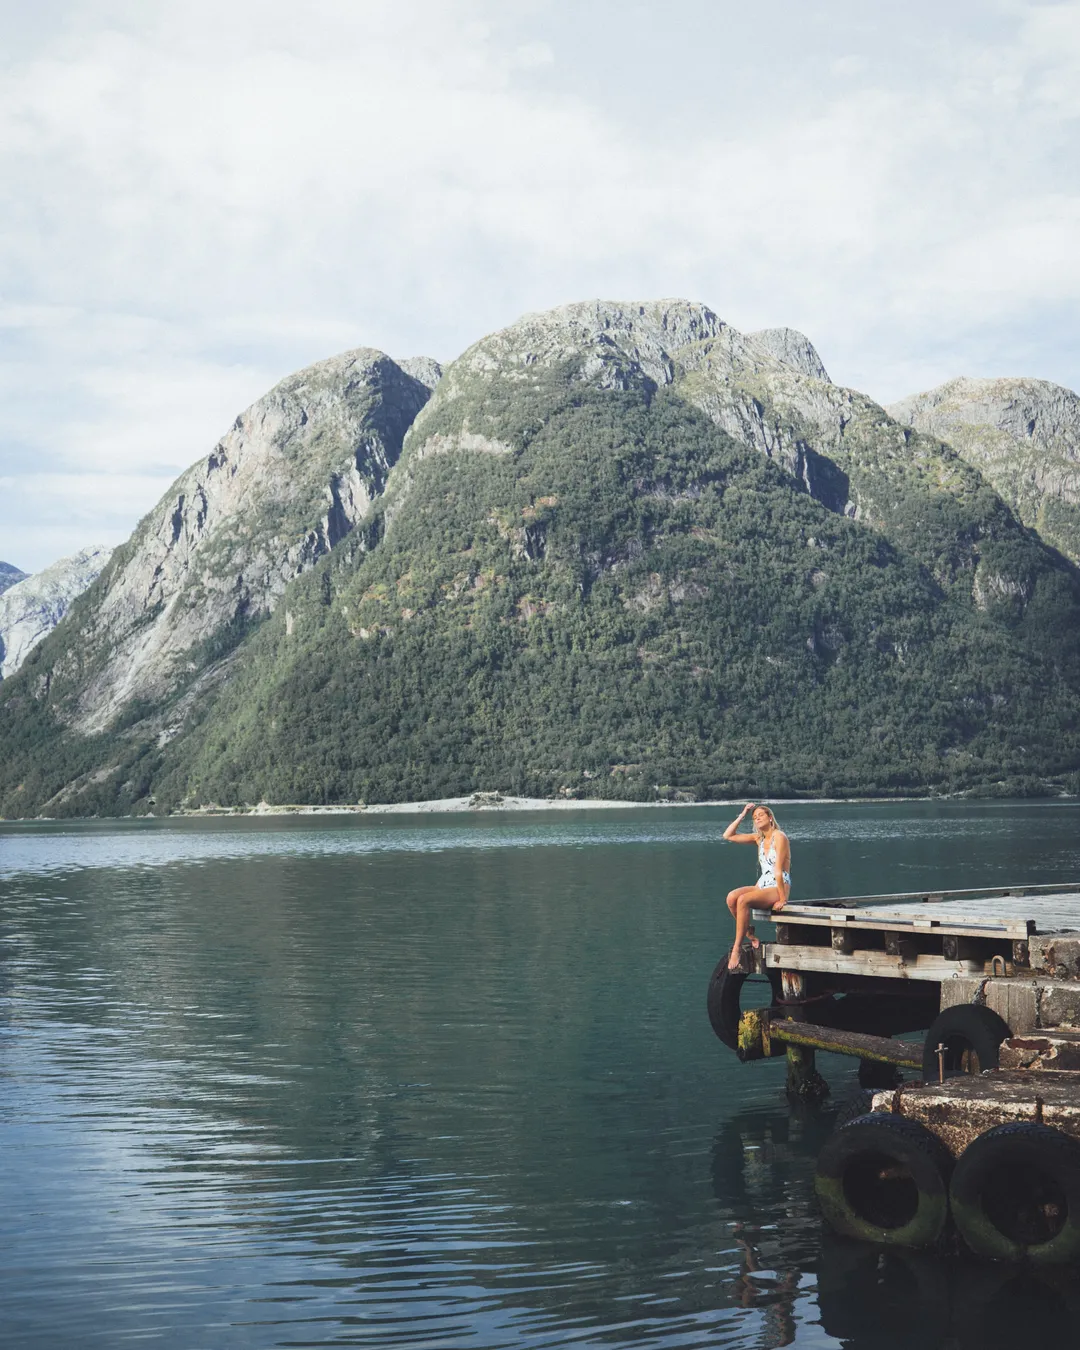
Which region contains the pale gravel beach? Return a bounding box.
[173,793,928,819]
[364,796,699,813]
[192,796,711,817]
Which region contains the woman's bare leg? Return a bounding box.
[726,885,755,918]
[729,886,784,968]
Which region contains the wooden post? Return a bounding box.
[780,971,829,1102]
[786,1043,829,1099]
[781,970,807,1016]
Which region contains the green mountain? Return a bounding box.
[888,376,1080,567]
[4,300,1080,816]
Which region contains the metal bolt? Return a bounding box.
[937,1042,946,1083]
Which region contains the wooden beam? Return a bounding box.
[769,1019,923,1068]
[751,907,1035,939]
[770,882,1080,910]
[764,944,982,979]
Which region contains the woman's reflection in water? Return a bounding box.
[730,1222,800,1348]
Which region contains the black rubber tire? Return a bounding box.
[833,1090,877,1130]
[950,1123,1080,1264]
[814,1113,951,1248]
[921,1004,1011,1083]
[705,960,783,1054]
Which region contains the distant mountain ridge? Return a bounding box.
[2,299,1080,817]
[0,562,27,595]
[0,547,112,679]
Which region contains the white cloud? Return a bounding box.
[0,469,176,569]
[2,0,1080,571]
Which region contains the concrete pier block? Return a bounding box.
[984,981,1039,1035]
[871,1070,1080,1157]
[939,977,984,1010]
[1039,984,1080,1028]
[1030,936,1080,979]
[939,976,1038,1032]
[939,976,1080,1033]
[1001,1029,1080,1072]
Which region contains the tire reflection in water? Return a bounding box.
[716,1096,1080,1350]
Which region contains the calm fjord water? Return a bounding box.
[3,802,1080,1349]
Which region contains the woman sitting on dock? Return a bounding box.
[724,804,790,970]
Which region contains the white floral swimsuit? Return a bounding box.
[757,837,791,891]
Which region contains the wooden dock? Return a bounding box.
[753,883,1080,997]
[710,882,1080,1260]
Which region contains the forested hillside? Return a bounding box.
[3,301,1080,815]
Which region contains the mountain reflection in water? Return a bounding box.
[2,803,1080,1347]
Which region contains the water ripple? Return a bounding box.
[3,807,1079,1346]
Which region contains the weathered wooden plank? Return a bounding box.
[769,1019,923,1067]
[753,892,1080,942]
[764,944,982,980]
[756,907,1035,938]
[788,882,1079,910]
[864,896,1079,934]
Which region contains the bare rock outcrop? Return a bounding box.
[49,349,435,734]
[887,377,1080,564]
[0,547,112,679]
[396,357,443,392]
[745,326,832,382]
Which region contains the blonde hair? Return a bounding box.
[752,804,778,836]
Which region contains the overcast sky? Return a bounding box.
[3,0,1080,571]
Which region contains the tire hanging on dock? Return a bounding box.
[921,1004,1010,1082]
[950,1123,1080,1265]
[706,959,783,1056]
[832,1090,878,1131]
[814,1113,952,1249]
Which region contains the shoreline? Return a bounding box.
[8,792,1075,824]
[180,791,932,817]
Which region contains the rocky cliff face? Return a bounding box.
[744,326,831,381]
[0,562,28,596]
[397,357,443,392]
[0,547,112,679]
[410,300,1024,595]
[410,299,842,492]
[887,377,1080,564]
[44,349,437,735]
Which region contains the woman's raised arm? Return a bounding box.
[723,803,758,844]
